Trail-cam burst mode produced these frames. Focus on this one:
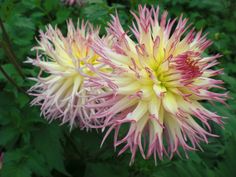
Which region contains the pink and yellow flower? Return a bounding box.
[27,20,104,129]
[89,5,228,164]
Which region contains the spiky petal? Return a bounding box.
[89,5,228,164]
[27,20,103,129]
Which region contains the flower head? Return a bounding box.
[27,20,103,128]
[90,5,228,164]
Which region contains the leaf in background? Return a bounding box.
[216,136,236,177]
[0,126,19,146]
[0,163,32,177]
[0,0,236,177]
[55,8,71,24]
[84,162,129,177]
[0,92,16,125]
[27,150,53,177]
[14,16,35,30]
[1,148,31,177]
[31,123,69,176]
[87,0,105,4]
[16,93,29,108]
[44,0,60,12]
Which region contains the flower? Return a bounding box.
[89,5,228,164]
[27,20,104,129]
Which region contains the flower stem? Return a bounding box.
[0,65,26,93]
[0,18,25,79]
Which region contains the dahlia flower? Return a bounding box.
[89,5,228,164]
[27,20,105,128]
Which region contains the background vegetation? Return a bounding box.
[0,0,236,177]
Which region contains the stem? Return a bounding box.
[0,18,25,79]
[0,65,26,93]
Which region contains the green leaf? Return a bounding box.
[14,16,35,30]
[55,8,71,24]
[1,149,31,177]
[1,163,32,177]
[84,162,129,177]
[27,150,52,177]
[32,124,69,176]
[44,0,60,12]
[16,93,29,108]
[0,126,19,146]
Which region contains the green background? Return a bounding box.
[0,0,236,177]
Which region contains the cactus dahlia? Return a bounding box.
[27,20,106,129]
[89,5,228,164]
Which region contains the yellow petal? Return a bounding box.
[162,92,178,114]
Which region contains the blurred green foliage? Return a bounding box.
[0,0,236,177]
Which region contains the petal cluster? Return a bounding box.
[28,5,228,164]
[28,20,102,128]
[89,5,227,163]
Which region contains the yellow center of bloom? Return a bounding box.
[108,35,200,134]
